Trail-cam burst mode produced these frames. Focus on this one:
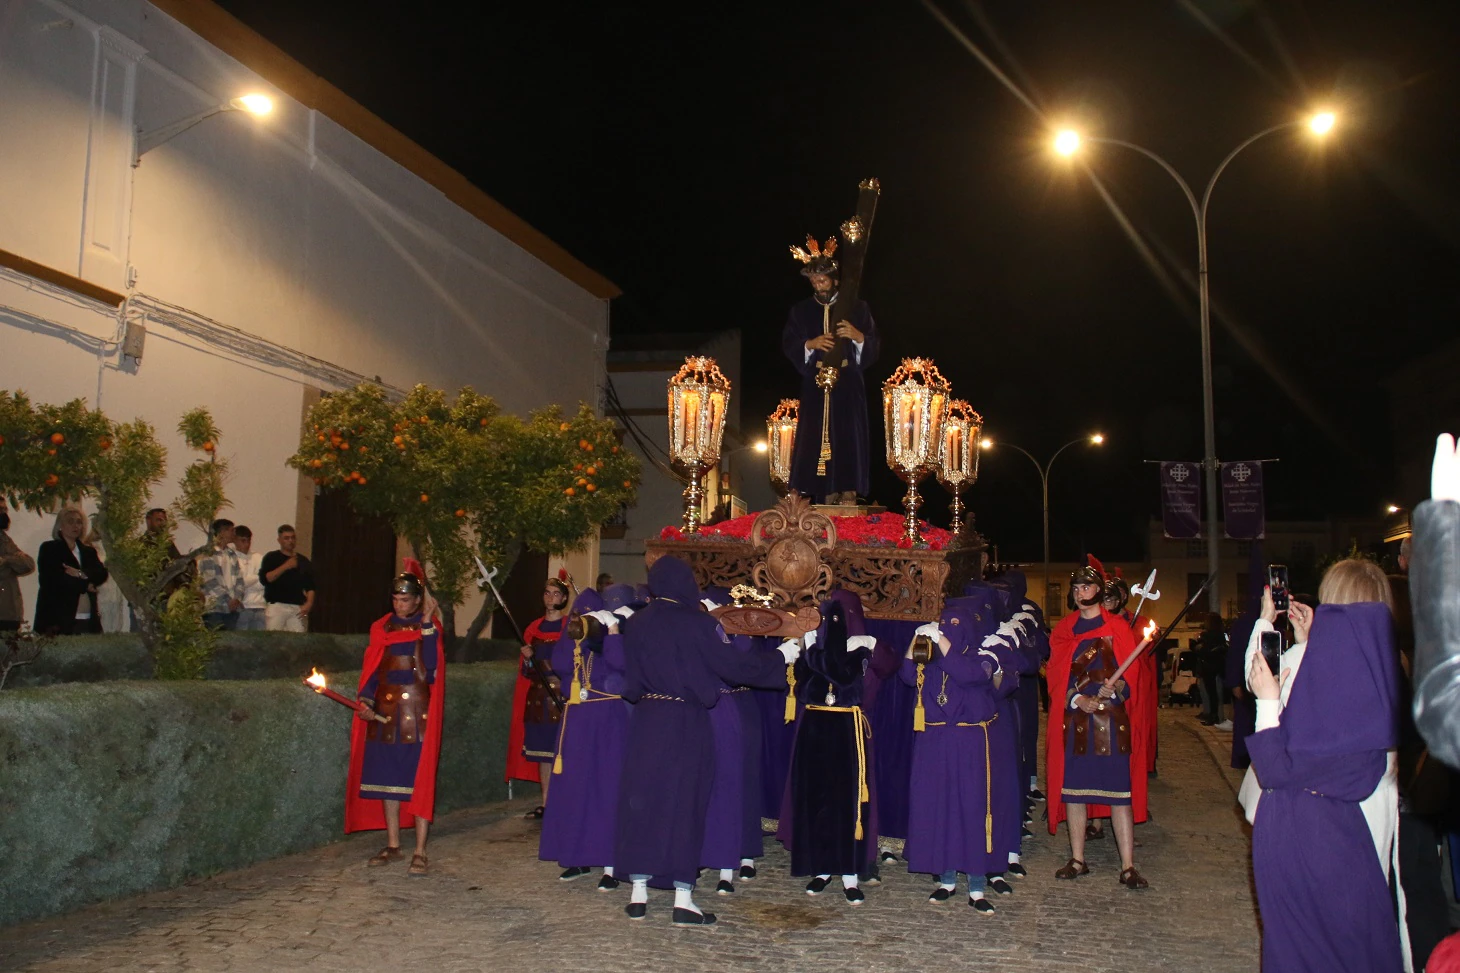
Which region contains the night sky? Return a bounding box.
[214,0,1460,562]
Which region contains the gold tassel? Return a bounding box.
[567,639,583,705]
[553,752,563,775]
[913,663,926,732]
[784,663,797,723]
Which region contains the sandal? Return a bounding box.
[1084,822,1105,840]
[1119,867,1148,890]
[367,846,403,867]
[1054,858,1090,880]
[409,853,429,877]
[524,806,545,820]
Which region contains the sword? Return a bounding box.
[1129,569,1161,623]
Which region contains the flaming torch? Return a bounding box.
[303,667,384,721]
[1106,620,1161,686]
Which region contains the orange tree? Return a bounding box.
[0,391,228,677]
[287,384,639,649]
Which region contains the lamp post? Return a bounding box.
[134,93,275,166]
[980,434,1103,615]
[1053,112,1335,612]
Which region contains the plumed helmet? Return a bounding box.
[392,557,426,597]
[1104,569,1130,612]
[1067,554,1107,610]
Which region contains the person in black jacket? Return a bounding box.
[35,506,108,635]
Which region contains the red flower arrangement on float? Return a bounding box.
[659,512,952,551]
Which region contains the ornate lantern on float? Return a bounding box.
[667,356,730,534]
[882,358,952,544]
[766,399,798,495]
[936,399,984,536]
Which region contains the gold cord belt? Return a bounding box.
[920,713,999,852]
[640,693,687,702]
[553,641,622,775]
[805,704,872,840]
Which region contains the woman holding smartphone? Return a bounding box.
[1245,559,1404,973]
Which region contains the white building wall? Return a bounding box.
[0,0,610,629]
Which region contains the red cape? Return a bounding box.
[1044,607,1149,834]
[345,613,446,833]
[1125,612,1160,776]
[504,615,558,784]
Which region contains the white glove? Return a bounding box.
[802,629,817,650]
[778,639,802,664]
[846,634,877,652]
[982,632,1010,649]
[612,605,635,619]
[1433,433,1460,501]
[913,622,942,641]
[585,610,619,629]
[1011,611,1034,625]
[978,647,1004,672]
[701,598,720,610]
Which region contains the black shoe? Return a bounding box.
[672,907,717,926]
[625,902,647,920]
[861,872,882,887]
[716,879,734,895]
[806,876,831,895]
[879,851,900,863]
[928,887,953,903]
[1027,787,1046,801]
[597,874,620,891]
[738,864,757,881]
[1007,862,1028,878]
[987,875,1014,896]
[970,896,996,915]
[1021,825,1034,838]
[559,866,591,881]
[844,887,865,905]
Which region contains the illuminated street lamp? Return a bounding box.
[134,92,275,165]
[981,433,1104,615]
[1051,112,1335,611]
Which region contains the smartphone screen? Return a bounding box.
[1268,564,1290,612]
[1259,629,1284,675]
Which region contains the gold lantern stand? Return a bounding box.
[937,399,984,536]
[766,399,798,496]
[882,358,952,544]
[667,356,731,534]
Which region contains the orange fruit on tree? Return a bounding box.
[202,441,215,452]
[585,465,597,475]
[309,459,322,468]
[356,476,367,485]
[612,446,620,454]
[560,422,570,431]
[420,493,430,503]
[579,439,590,450]
[44,474,58,487]
[357,445,367,453]
[99,438,111,450]
[573,463,583,471]
[339,442,349,450]
[623,480,632,488]
[317,434,326,442]
[455,509,466,517]
[564,487,576,496]
[585,483,596,492]
[50,432,64,445]
[0,434,6,446]
[576,477,587,486]
[480,417,489,427]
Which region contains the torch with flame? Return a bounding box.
[303,667,385,721]
[1105,620,1162,688]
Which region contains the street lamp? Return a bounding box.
[980,433,1104,615]
[134,93,275,165]
[1052,111,1335,612]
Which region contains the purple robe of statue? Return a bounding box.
[613,557,787,887]
[781,295,879,501]
[901,606,1009,876]
[539,589,628,868]
[1247,602,1403,973]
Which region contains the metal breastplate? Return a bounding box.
[368,641,429,745]
[1067,636,1131,757]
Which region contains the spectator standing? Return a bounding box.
[260,525,314,632]
[133,508,188,631]
[35,507,108,635]
[0,497,36,632]
[232,526,267,631]
[198,519,243,631]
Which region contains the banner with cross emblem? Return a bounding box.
[1160,461,1202,539]
[1221,461,1266,540]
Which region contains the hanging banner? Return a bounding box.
[1160,461,1202,539]
[1222,461,1266,540]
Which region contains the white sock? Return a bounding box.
[719,868,734,883]
[739,858,754,868]
[841,874,858,890]
[630,879,648,905]
[939,881,956,891]
[970,888,987,901]
[1008,852,1020,865]
[603,866,614,878]
[673,887,699,913]
[816,873,831,881]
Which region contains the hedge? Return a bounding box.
[0,660,518,927]
[6,631,522,686]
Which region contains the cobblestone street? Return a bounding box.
[4,709,1259,973]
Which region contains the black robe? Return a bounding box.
[780,295,879,501]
